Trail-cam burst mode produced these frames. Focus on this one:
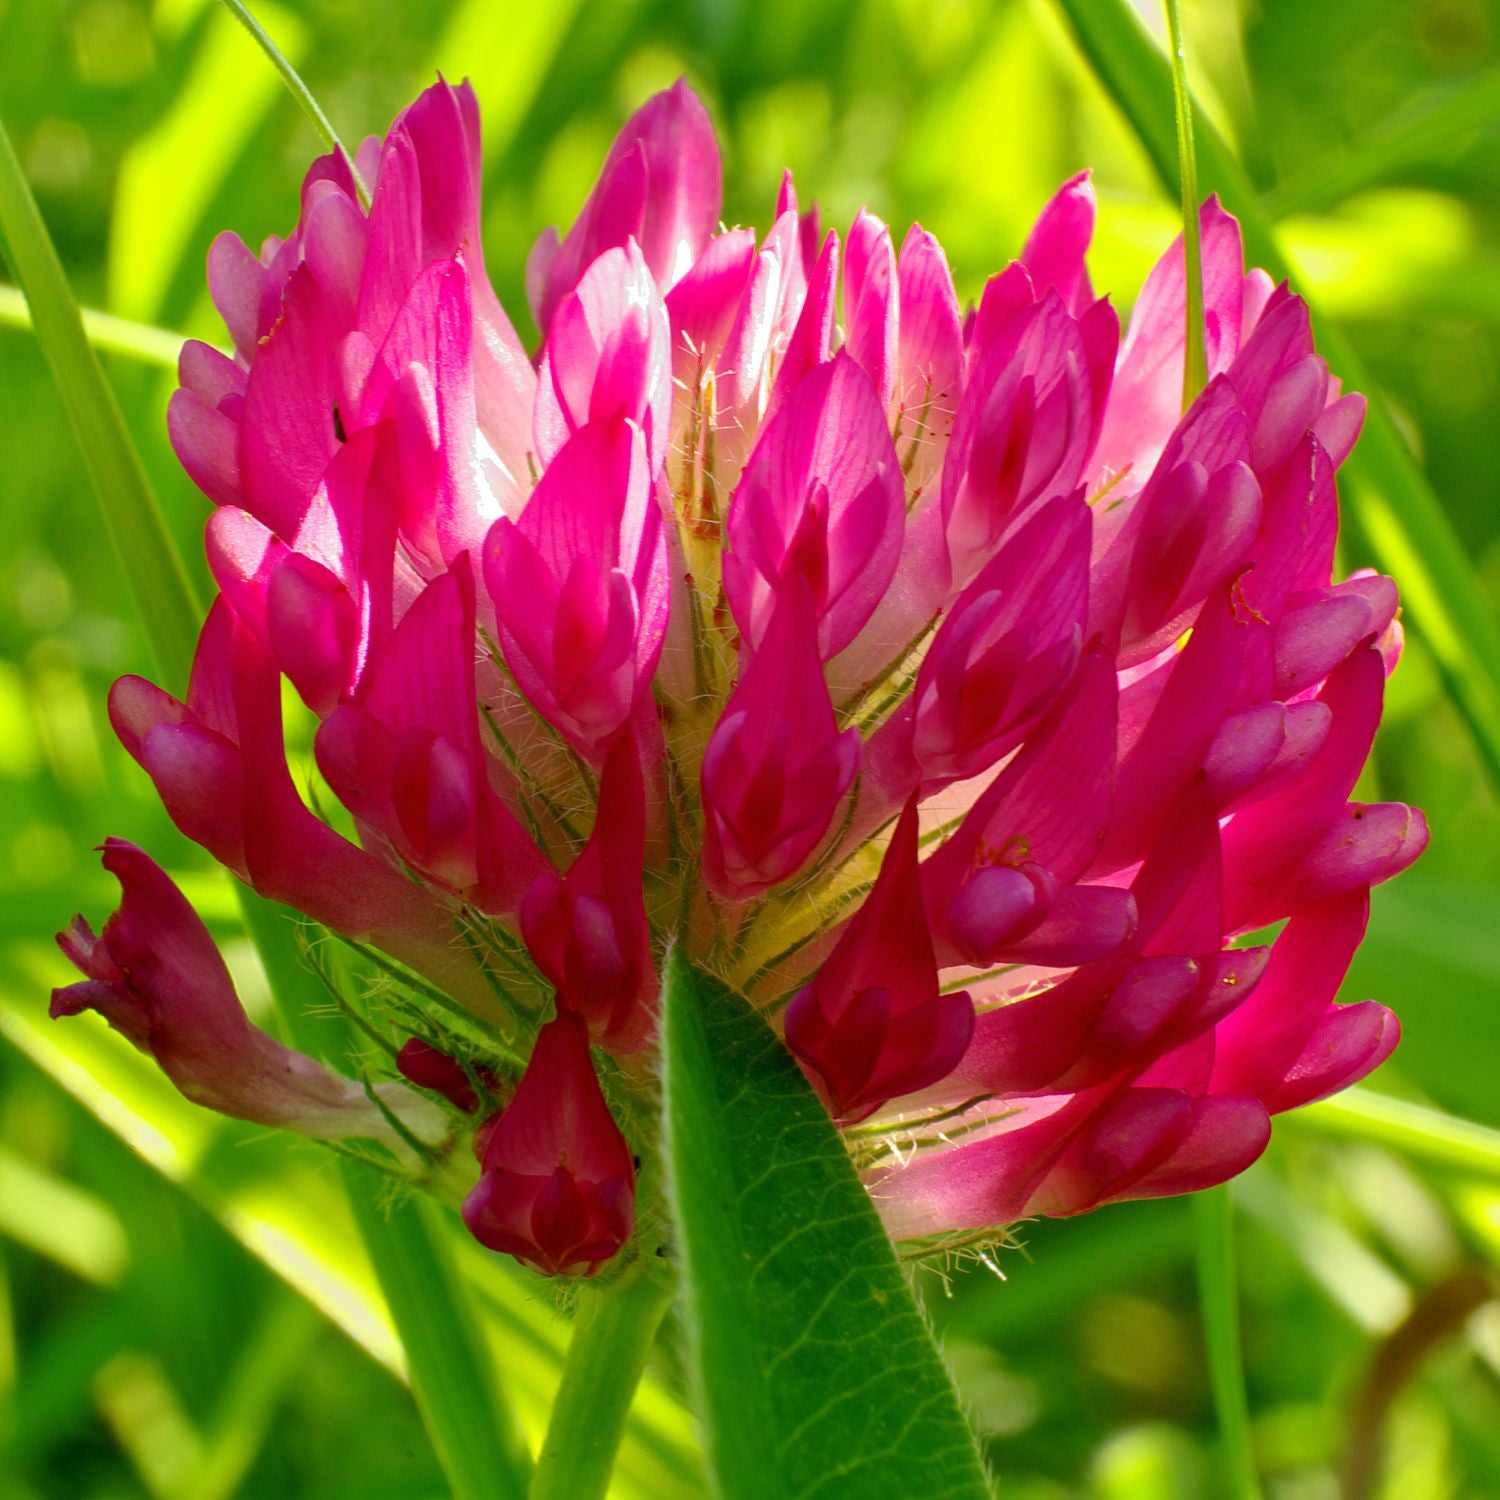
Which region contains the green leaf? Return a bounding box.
[1051,0,1500,794]
[660,949,993,1500]
[0,116,202,686]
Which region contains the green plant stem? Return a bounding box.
[1292,1087,1500,1178]
[347,1189,534,1500]
[217,0,371,208]
[1193,1187,1260,1500]
[1164,0,1206,407]
[0,117,202,685]
[529,1265,673,1500]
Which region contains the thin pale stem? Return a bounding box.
[217,0,371,209]
[528,1264,674,1500]
[1193,1187,1261,1500]
[1164,0,1207,408]
[0,285,188,368]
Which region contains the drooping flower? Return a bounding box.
[55,78,1425,1277]
[54,840,444,1148]
[462,1011,636,1277]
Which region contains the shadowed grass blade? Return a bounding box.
[0,117,201,685]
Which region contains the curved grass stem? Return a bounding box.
[218,0,372,209]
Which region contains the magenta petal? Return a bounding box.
[843,209,898,410]
[1020,170,1096,314]
[52,841,406,1141]
[785,800,974,1122]
[724,352,904,659]
[533,78,721,331]
[168,389,243,507]
[700,584,859,899]
[463,1012,636,1276]
[486,419,667,756]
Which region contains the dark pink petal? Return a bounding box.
[700,584,860,899]
[724,352,904,659]
[520,735,657,1054]
[318,558,546,913]
[943,291,1117,577]
[168,389,243,507]
[909,493,1089,785]
[1020,170,1095,314]
[207,231,275,357]
[766,229,839,420]
[462,1012,635,1276]
[892,223,963,488]
[486,419,667,757]
[535,241,672,475]
[52,841,430,1142]
[843,210,898,409]
[785,800,974,1122]
[530,79,721,331]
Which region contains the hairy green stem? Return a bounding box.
[1193,1187,1261,1500]
[529,1265,673,1500]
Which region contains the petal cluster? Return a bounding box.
[55,77,1424,1277]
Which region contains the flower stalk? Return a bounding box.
[529,1263,675,1500]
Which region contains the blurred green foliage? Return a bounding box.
[2,0,1499,1496]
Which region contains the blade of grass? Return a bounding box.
[1291,1087,1500,1180]
[216,0,370,209]
[345,1189,533,1500]
[1193,1187,1262,1500]
[1164,0,1206,407]
[1052,0,1500,793]
[111,2,300,321]
[0,117,201,685]
[1263,69,1500,221]
[0,285,188,368]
